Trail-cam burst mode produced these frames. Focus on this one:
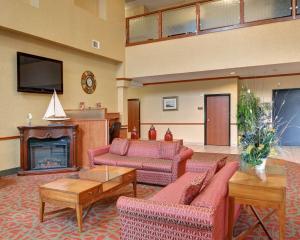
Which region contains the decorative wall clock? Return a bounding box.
[81,71,96,94]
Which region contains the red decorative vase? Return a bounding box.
[131,126,138,139]
[148,125,157,140]
[164,128,173,141]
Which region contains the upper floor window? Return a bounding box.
[244,0,292,22]
[126,0,295,45]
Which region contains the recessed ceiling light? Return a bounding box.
[229,71,236,75]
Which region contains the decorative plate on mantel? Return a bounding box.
[81,71,96,94]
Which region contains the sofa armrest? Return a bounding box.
[171,147,193,181]
[87,145,110,167]
[117,196,214,230]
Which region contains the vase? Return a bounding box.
[148,125,157,140]
[164,128,173,141]
[255,158,267,172]
[131,126,138,139]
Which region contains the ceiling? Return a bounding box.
[125,0,193,11]
[131,62,300,85]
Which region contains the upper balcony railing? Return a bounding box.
[126,0,299,46]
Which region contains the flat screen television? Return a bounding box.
[17,52,63,94]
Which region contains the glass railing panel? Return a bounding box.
[128,14,159,43]
[244,0,292,22]
[162,5,197,38]
[200,0,240,30]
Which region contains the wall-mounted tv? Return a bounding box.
[17,52,63,94]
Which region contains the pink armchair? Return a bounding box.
[117,161,240,240]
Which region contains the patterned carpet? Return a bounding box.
[0,157,299,239]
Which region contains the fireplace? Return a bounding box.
[18,125,79,175]
[28,137,70,170]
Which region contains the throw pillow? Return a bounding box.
[160,141,180,160]
[216,157,227,172]
[199,157,227,191]
[109,138,129,156]
[179,171,207,205]
[200,164,217,192]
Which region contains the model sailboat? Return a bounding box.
[43,90,69,121]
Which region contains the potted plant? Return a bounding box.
[237,90,277,172]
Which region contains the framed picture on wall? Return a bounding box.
[163,96,178,111]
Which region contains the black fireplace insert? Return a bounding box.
[28,137,70,170]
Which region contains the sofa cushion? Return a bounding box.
[191,161,239,208]
[150,172,201,204]
[116,157,144,169]
[93,153,127,166]
[186,159,218,173]
[109,138,129,156]
[179,172,208,205]
[142,158,172,173]
[159,141,180,160]
[127,140,160,159]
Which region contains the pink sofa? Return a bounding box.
[117,161,240,240]
[88,139,194,186]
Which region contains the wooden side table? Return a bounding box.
[228,165,286,240]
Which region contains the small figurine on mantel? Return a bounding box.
[96,102,102,109]
[148,125,157,140]
[131,126,138,139]
[79,102,85,111]
[27,113,33,126]
[164,128,173,141]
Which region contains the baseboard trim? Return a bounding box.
[0,167,20,177]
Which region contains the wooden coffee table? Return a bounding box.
[39,166,136,232]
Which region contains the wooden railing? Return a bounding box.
[0,136,19,141]
[126,0,298,46]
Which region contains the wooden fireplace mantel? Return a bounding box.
[17,125,79,176]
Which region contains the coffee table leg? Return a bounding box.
[76,204,83,232]
[40,201,45,222]
[133,180,137,198]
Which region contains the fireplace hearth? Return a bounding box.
[18,125,79,175]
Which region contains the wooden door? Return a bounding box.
[128,99,140,138]
[205,94,230,146]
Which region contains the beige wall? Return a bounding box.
[0,28,119,171]
[126,20,300,78]
[128,78,238,145]
[127,76,300,147]
[240,75,300,104]
[0,0,125,61]
[74,0,100,17]
[125,5,148,18]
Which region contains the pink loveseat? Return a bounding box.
[88,139,194,186]
[117,161,240,240]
